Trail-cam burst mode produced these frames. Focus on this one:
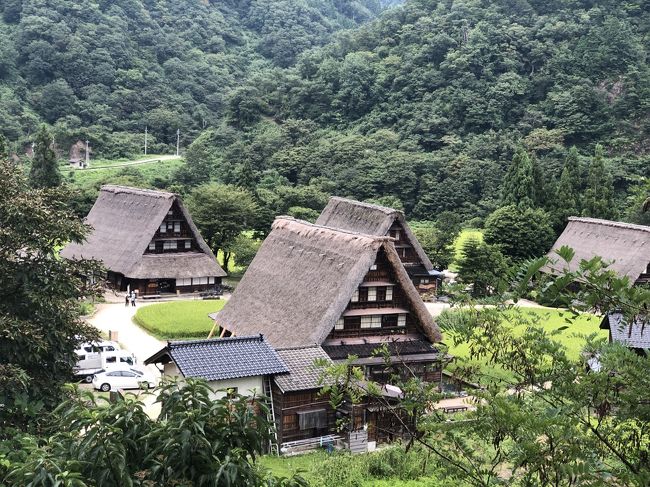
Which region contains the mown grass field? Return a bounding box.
[133,300,225,339]
[63,156,183,187]
[444,306,607,382]
[449,228,483,271]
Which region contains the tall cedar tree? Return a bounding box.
[550,147,582,230]
[29,125,61,188]
[0,158,102,433]
[582,144,617,220]
[0,134,8,161]
[501,147,535,209]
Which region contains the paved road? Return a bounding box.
[88,302,165,364]
[425,298,554,318]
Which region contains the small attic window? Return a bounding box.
[167,210,173,216]
[370,264,377,271]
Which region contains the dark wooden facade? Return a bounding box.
[388,223,439,294]
[271,383,337,445]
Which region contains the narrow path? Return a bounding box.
[83,154,182,171]
[88,302,165,363]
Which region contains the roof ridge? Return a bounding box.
[329,196,400,215]
[273,216,395,242]
[568,217,650,233]
[101,184,176,198]
[169,334,264,347]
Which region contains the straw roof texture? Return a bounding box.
[61,185,225,278]
[214,217,441,349]
[546,217,650,282]
[316,196,434,272]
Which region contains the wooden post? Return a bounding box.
[207,320,219,339]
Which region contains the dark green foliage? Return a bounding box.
[1,380,308,486]
[501,148,535,209]
[582,144,618,220]
[0,159,102,432]
[456,238,507,297]
[411,218,460,270]
[28,125,61,188]
[484,205,556,261]
[187,183,259,272]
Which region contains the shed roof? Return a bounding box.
[212,217,441,349]
[273,346,333,393]
[315,197,435,272]
[600,313,650,349]
[546,217,650,282]
[144,335,288,381]
[61,185,225,279]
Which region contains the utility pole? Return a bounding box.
[85,140,90,168]
[144,126,148,156]
[176,128,180,156]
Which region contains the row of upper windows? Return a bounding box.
[334,313,406,330]
[160,221,181,233]
[149,240,192,251]
[351,286,393,303]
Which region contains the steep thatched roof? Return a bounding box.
[315,196,434,271]
[61,185,225,278]
[213,217,441,349]
[546,217,650,282]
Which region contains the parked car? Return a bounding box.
[77,340,120,354]
[74,349,137,383]
[92,367,156,392]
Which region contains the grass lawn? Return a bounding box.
[133,300,225,339]
[64,157,184,187]
[445,306,607,383]
[449,228,483,271]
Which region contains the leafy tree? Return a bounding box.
[501,147,535,209]
[1,380,308,486]
[582,144,617,220]
[187,183,259,272]
[0,158,102,432]
[229,233,261,271]
[411,220,460,270]
[456,237,507,297]
[484,205,555,262]
[29,125,61,188]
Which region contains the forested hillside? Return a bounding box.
[189,0,649,226]
[2,0,649,229]
[0,0,389,152]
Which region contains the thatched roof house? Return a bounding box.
[546,217,650,285]
[315,197,440,292]
[213,217,441,349]
[62,185,225,295]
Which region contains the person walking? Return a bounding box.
[130,291,136,307]
[125,293,129,307]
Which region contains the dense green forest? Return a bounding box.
[0,0,392,151]
[2,0,649,230]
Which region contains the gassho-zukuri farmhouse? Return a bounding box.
[61,185,225,296]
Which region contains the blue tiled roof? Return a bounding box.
[146,335,288,381]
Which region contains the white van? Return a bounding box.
[74,348,137,383]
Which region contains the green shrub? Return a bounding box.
[309,453,367,487]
